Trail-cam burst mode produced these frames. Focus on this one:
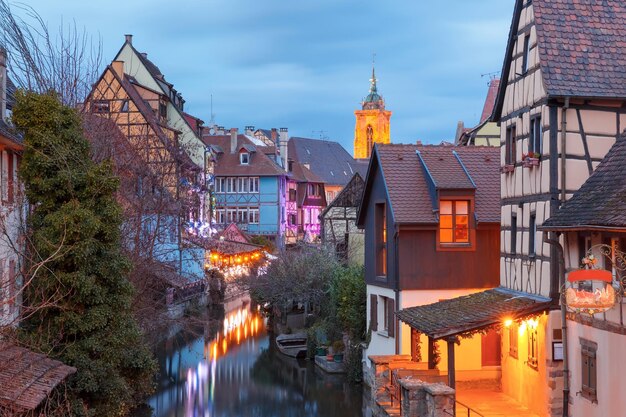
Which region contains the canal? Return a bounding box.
[144,296,364,417]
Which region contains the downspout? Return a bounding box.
[543,232,569,417]
[560,98,570,202]
[394,225,400,354]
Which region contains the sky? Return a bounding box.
[17,0,514,152]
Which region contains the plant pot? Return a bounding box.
[500,164,515,173]
[333,353,344,363]
[316,347,326,356]
[522,157,540,168]
[326,354,334,361]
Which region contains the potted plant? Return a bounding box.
[332,340,345,363]
[500,164,515,173]
[316,344,327,357]
[522,152,541,168]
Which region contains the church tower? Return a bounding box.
[354,66,391,159]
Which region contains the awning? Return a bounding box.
[0,344,76,413]
[396,287,553,340]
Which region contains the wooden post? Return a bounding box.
[428,337,436,369]
[447,338,455,389]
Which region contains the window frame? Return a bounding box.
[240,152,250,165]
[505,125,517,165]
[529,116,542,155]
[522,33,531,74]
[437,196,475,251]
[527,326,538,369]
[375,202,387,278]
[511,213,518,255]
[249,208,260,224]
[580,338,598,403]
[529,213,537,258]
[250,177,260,193]
[91,99,110,114]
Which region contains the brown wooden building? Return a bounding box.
[356,143,500,379]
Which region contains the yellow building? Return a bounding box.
[353,67,391,159]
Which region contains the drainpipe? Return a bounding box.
[543,232,569,417]
[560,98,569,202]
[394,225,400,354]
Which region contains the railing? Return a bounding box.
[455,400,485,417]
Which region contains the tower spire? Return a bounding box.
[370,53,378,94]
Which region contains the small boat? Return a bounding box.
[275,333,308,358]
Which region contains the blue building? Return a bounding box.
[202,128,288,246]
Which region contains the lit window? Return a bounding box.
[439,200,470,244]
[240,153,250,165]
[376,203,387,276]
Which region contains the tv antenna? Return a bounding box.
[209,94,216,126]
[480,71,500,81]
[312,130,328,140]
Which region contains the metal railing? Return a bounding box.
[454,400,485,417]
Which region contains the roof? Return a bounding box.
[358,144,500,225]
[0,344,76,413]
[362,67,385,110]
[494,1,626,120]
[290,160,325,183]
[321,173,364,216]
[288,137,366,186]
[542,133,626,231]
[201,134,286,177]
[396,287,552,340]
[480,79,499,124]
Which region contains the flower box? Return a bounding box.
[522,157,540,168]
[500,164,515,174]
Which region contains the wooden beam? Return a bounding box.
[428,337,436,370]
[447,338,456,390]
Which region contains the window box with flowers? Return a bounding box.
[522,152,541,168]
[500,164,515,174]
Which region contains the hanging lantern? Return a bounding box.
[565,269,619,315]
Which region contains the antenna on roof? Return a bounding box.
[311,130,328,140]
[480,71,499,81]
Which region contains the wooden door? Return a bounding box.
[481,329,501,367]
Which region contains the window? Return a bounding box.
[2,151,14,204]
[370,294,378,331]
[509,324,518,358]
[226,178,236,193]
[240,152,250,165]
[289,189,297,202]
[121,99,129,112]
[92,100,110,113]
[249,208,259,224]
[505,125,517,165]
[326,191,335,202]
[250,177,259,193]
[527,327,538,369]
[529,213,536,257]
[376,203,387,277]
[238,177,249,193]
[529,116,542,155]
[288,213,296,226]
[216,209,225,224]
[366,124,374,150]
[308,184,320,197]
[511,213,518,255]
[159,102,167,119]
[226,209,237,223]
[439,200,470,244]
[237,208,248,224]
[522,33,530,74]
[215,178,226,193]
[580,338,597,403]
[380,296,395,337]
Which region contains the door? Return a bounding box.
[481,329,501,367]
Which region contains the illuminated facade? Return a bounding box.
[353,67,391,159]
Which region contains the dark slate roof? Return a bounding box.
[288,137,364,186]
[201,134,285,177]
[494,1,626,120]
[542,133,626,230]
[360,144,500,225]
[289,160,325,183]
[0,344,76,413]
[396,287,552,340]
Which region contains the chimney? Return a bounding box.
[217,126,225,135]
[455,121,465,144]
[271,128,277,144]
[112,60,124,77]
[125,34,133,45]
[244,125,255,136]
[279,128,289,171]
[230,128,238,154]
[141,52,148,59]
[0,47,6,121]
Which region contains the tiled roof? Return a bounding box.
[396,287,552,340]
[289,137,364,186]
[480,79,499,123]
[201,134,286,177]
[371,144,500,225]
[534,1,626,98]
[0,344,76,413]
[542,133,626,230]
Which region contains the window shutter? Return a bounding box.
[387,298,395,337]
[370,294,377,331]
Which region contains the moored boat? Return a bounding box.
[275,333,307,358]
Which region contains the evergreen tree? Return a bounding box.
[13,90,156,416]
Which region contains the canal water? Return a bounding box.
[144,296,364,417]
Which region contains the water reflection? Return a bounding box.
[146,300,362,417]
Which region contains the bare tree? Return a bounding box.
[0,0,102,106]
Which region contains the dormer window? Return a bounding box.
[240,152,250,165]
[438,199,474,250]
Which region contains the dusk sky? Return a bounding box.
[21,0,513,151]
